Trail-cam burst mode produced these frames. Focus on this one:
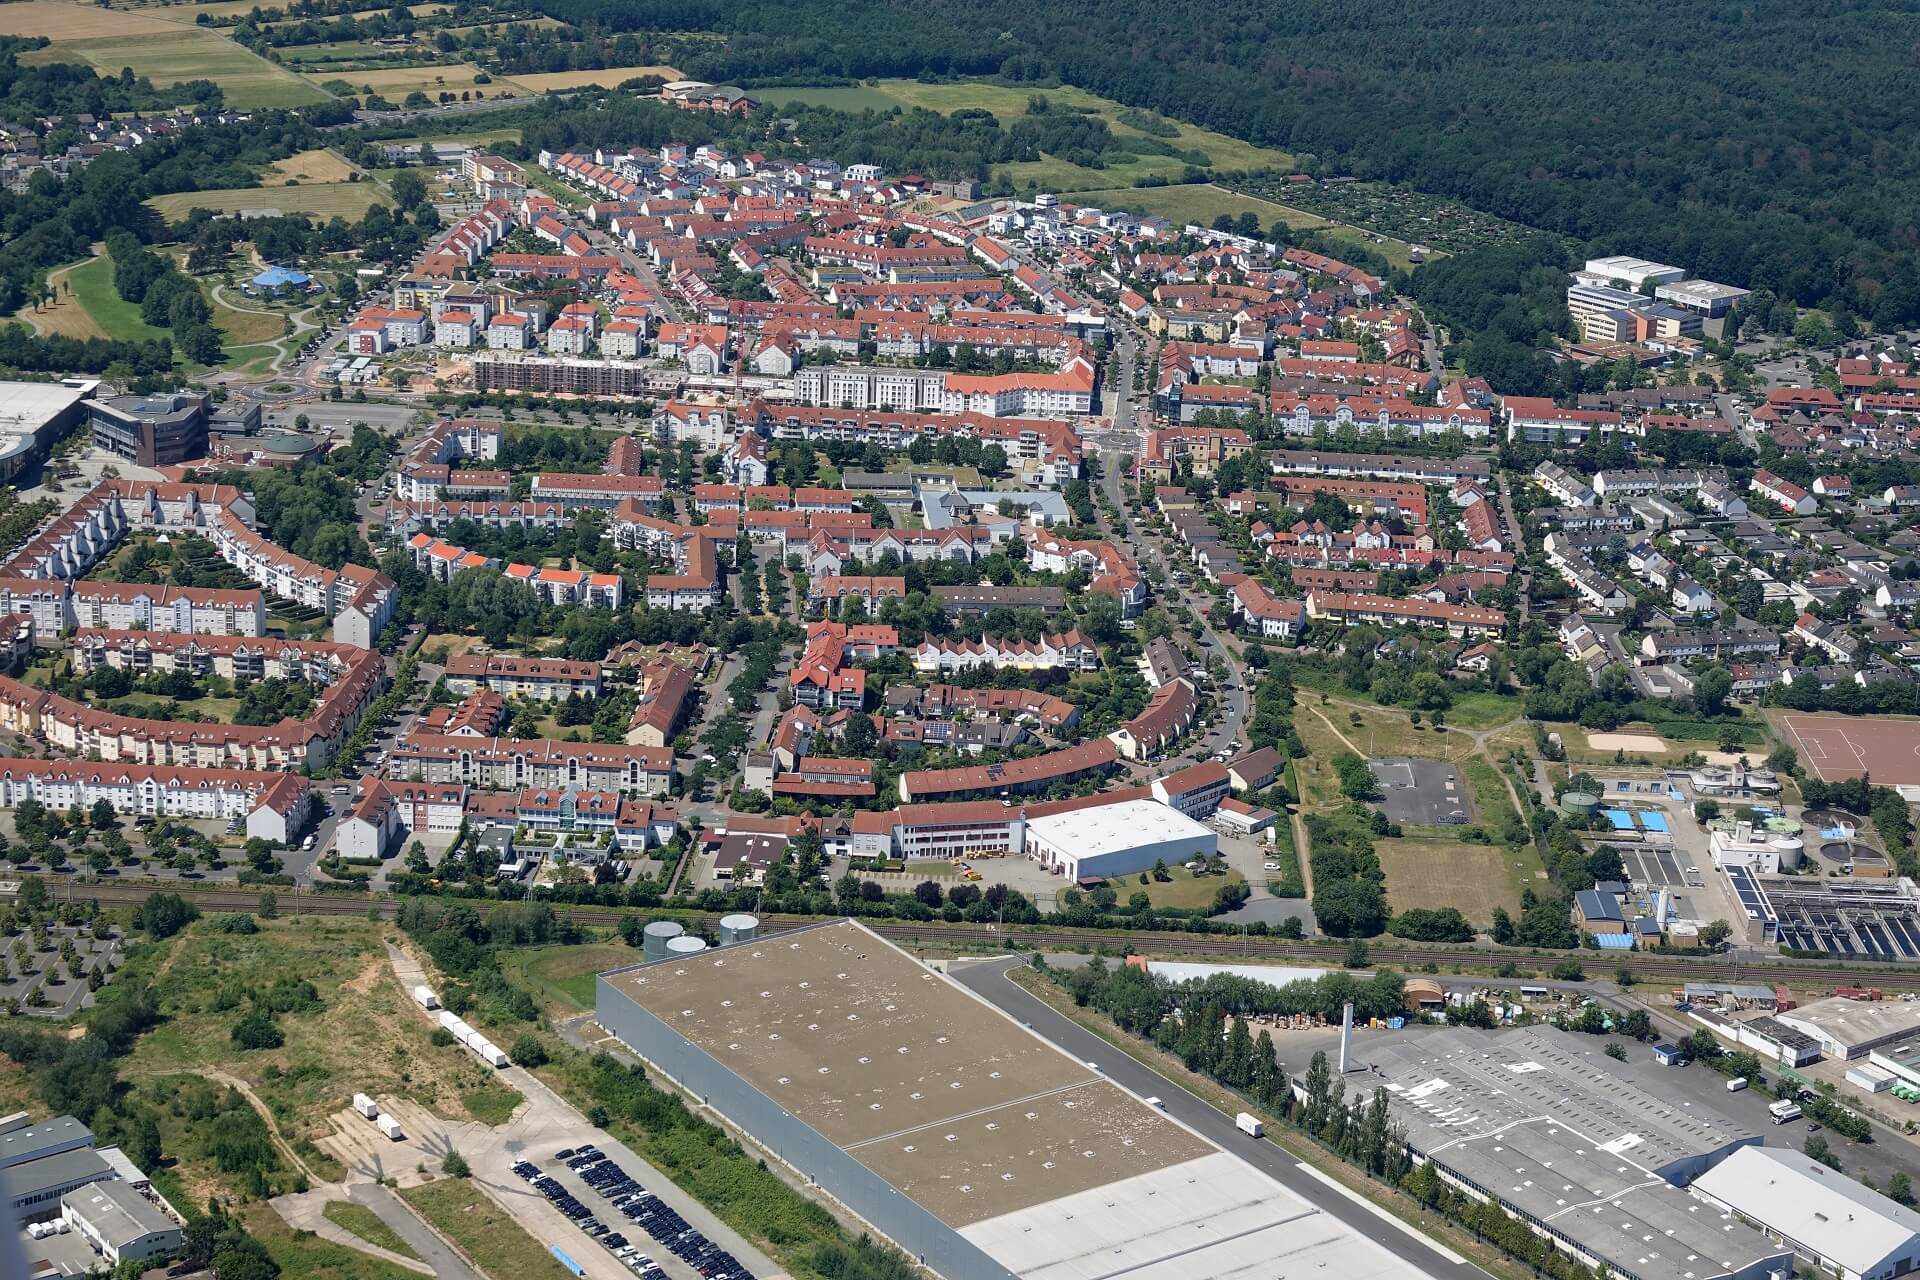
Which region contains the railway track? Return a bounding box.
[26,879,1920,991]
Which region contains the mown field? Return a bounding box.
[1064,183,1325,232]
[148,180,391,220]
[54,25,329,108]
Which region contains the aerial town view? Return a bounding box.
[4,1,1920,1278]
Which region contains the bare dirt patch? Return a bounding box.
[1583,731,1670,753]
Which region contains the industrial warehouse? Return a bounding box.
[596,920,1433,1280]
[1361,1028,1794,1280]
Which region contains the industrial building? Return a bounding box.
[60,1179,183,1267]
[0,378,96,482]
[1692,1145,1920,1280]
[1574,256,1688,290]
[1359,1027,1793,1280]
[597,920,1436,1280]
[1022,796,1216,881]
[1775,995,1920,1061]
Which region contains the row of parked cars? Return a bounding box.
[513,1145,755,1280]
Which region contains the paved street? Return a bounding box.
[948,955,1481,1280]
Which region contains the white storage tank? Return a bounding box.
[666,935,707,958]
[642,919,684,961]
[718,914,759,946]
[1769,833,1805,870]
[352,1092,378,1120]
[413,985,439,1010]
[376,1114,403,1141]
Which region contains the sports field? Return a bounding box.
[1780,713,1920,786]
[148,181,391,221]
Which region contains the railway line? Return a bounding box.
[23,878,1920,992]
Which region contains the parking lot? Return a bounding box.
[514,1147,759,1280]
[1369,758,1469,825]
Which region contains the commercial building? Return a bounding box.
[1024,797,1216,881]
[597,920,1437,1280]
[1574,256,1687,290]
[1656,279,1752,320]
[1359,1027,1791,1280]
[1691,1145,1920,1280]
[0,378,96,482]
[87,393,209,466]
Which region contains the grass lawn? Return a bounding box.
[149,181,391,221]
[401,1178,576,1280]
[754,84,903,112]
[462,1082,524,1126]
[1289,667,1523,732]
[1064,183,1326,231]
[499,942,635,1013]
[27,256,111,341]
[64,252,172,344]
[383,125,523,149]
[1464,760,1520,829]
[322,1200,421,1260]
[93,692,243,720]
[1375,836,1537,924]
[63,30,329,108]
[210,293,288,347]
[1139,865,1244,910]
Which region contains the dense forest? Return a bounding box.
[527,0,1920,325]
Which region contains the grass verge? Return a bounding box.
[323,1199,422,1260]
[400,1177,574,1280]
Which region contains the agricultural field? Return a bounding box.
[0,1,185,40]
[507,63,682,91]
[58,28,330,108]
[316,61,503,98]
[148,180,391,221]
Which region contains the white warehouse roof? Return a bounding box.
[1692,1145,1920,1278]
[1025,798,1212,859]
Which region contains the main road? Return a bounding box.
[948,954,1482,1280]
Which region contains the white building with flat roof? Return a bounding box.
[1657,279,1753,318]
[1024,797,1216,881]
[1776,994,1920,1061]
[1691,1145,1920,1280]
[61,1179,183,1266]
[1574,256,1687,289]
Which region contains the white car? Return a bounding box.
[1265,861,1280,871]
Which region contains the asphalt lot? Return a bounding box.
[949,955,1480,1280]
[1370,758,1469,826]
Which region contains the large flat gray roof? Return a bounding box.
[1363,1027,1789,1280]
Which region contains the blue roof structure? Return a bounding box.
[253,265,310,288]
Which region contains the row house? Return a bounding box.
[913,629,1098,675]
[1751,469,1817,516]
[390,732,674,796]
[0,759,310,844]
[68,582,264,637]
[1303,591,1505,638]
[386,498,568,538]
[808,574,906,613]
[444,654,603,702]
[1638,628,1782,663]
[1273,393,1492,440]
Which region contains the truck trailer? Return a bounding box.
[1235,1112,1264,1138]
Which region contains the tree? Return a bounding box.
[134,891,199,938]
[257,891,278,919]
[230,1010,284,1050]
[1695,665,1733,716]
[1343,938,1370,968]
[913,880,944,907]
[443,1149,471,1177]
[1887,1172,1915,1206]
[89,798,117,830]
[510,1034,549,1067]
[1698,919,1733,951]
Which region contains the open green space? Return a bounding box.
[148,181,392,221]
[755,84,908,113]
[1061,183,1327,230]
[401,1178,575,1280]
[62,253,173,344]
[322,1200,422,1261]
[62,30,330,108]
[1375,836,1538,924]
[498,943,635,1012]
[1139,865,1246,910]
[250,1207,424,1280]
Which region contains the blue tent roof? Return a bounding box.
[253,266,310,287]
